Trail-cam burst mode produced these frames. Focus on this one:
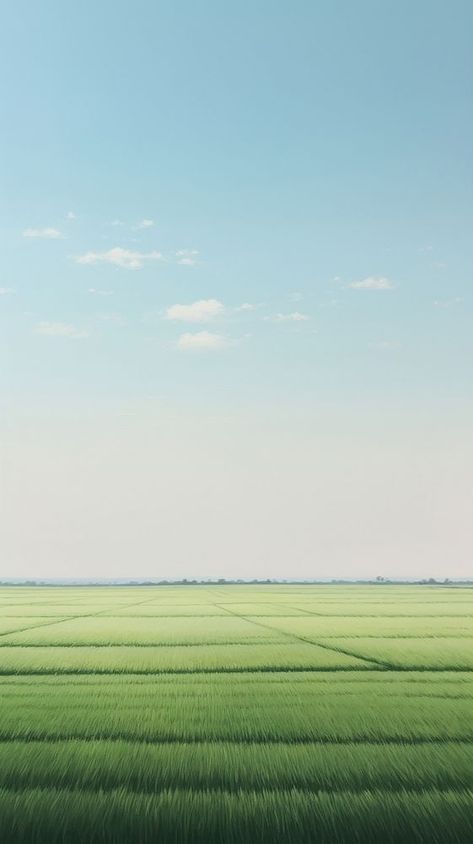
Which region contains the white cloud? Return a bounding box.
[236,302,261,312]
[23,227,63,239]
[76,247,163,269]
[166,299,224,323]
[88,288,114,296]
[433,297,462,309]
[111,220,125,227]
[348,277,395,290]
[36,321,88,339]
[265,311,310,322]
[0,287,14,295]
[177,331,231,351]
[175,249,199,266]
[135,219,154,229]
[66,211,76,220]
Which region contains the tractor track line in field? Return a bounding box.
[213,605,393,670]
[0,594,178,641]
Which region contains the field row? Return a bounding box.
[2,603,473,617]
[0,673,471,742]
[0,643,372,673]
[0,586,471,841]
[0,785,471,843]
[0,739,472,792]
[0,640,471,670]
[2,615,473,643]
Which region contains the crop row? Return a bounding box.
[0,739,472,793]
[2,616,473,644]
[0,643,373,673]
[1,668,471,687]
[0,675,471,742]
[1,601,473,617]
[0,785,471,843]
[0,640,471,670]
[0,617,287,646]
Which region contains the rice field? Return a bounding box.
[0,584,472,842]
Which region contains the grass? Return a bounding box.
[0,642,371,673]
[0,618,64,635]
[0,673,471,743]
[0,584,472,841]
[0,786,471,843]
[0,616,289,646]
[254,615,473,638]
[321,637,473,670]
[1,738,473,792]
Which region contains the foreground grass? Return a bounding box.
[0,672,472,743]
[0,739,472,793]
[0,786,472,843]
[0,643,372,674]
[0,585,472,841]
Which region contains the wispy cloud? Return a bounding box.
[23,227,63,239]
[36,321,88,339]
[135,219,154,229]
[166,299,224,323]
[88,288,114,296]
[348,277,395,290]
[0,287,14,295]
[264,311,310,322]
[177,331,231,351]
[236,302,259,312]
[433,297,462,309]
[66,211,76,220]
[175,249,199,266]
[76,247,163,269]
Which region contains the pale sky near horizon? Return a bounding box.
[1,1,472,579]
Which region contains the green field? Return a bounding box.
[0,585,472,842]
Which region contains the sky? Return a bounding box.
[0,0,472,579]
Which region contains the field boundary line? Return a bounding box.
[299,638,396,670]
[213,605,391,670]
[1,671,471,685]
[282,604,326,616]
[0,619,72,638]
[1,781,472,799]
[0,640,294,649]
[0,617,94,640]
[1,782,473,795]
[0,665,383,676]
[0,734,471,746]
[0,593,184,642]
[0,665,470,677]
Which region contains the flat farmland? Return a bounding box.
[0,585,472,842]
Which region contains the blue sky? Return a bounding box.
[1,1,472,578]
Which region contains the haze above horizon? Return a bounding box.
[1,1,472,580]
